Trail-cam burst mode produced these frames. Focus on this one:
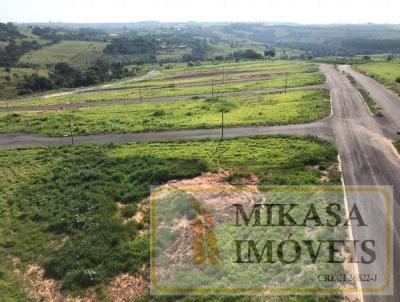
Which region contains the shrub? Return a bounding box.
[153,109,165,117]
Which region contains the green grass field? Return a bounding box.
[0,136,340,300]
[355,59,400,95]
[120,66,318,89]
[0,90,330,136]
[8,71,324,109]
[19,40,108,68]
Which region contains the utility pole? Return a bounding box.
[285,73,288,93]
[222,67,225,84]
[68,91,72,105]
[171,68,175,86]
[221,110,224,140]
[5,99,9,112]
[211,80,214,99]
[68,116,74,145]
[139,87,142,102]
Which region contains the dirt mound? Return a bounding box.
[107,272,148,302]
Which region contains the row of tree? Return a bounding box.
[0,22,24,41]
[17,60,139,95]
[31,26,108,43]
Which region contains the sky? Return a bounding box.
[1,0,400,24]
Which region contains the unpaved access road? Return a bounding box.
[0,65,399,301]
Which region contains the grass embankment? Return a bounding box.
[0,90,330,136]
[342,71,383,116]
[358,88,383,116]
[0,136,340,299]
[355,59,400,95]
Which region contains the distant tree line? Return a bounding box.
[221,23,400,56]
[31,26,108,42]
[231,49,264,60]
[0,22,25,41]
[17,60,139,95]
[340,39,400,55]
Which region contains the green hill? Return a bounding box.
[19,40,108,68]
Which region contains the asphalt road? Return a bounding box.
[322,64,400,302]
[341,65,400,138]
[0,121,333,149]
[0,65,399,301]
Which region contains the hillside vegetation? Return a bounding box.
[19,41,108,68]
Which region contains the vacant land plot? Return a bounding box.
[8,71,324,109]
[19,40,108,68]
[0,136,340,300]
[0,90,330,136]
[355,59,400,95]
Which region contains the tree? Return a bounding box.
[50,63,82,87]
[0,22,25,41]
[232,49,263,60]
[264,49,276,59]
[18,74,54,92]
